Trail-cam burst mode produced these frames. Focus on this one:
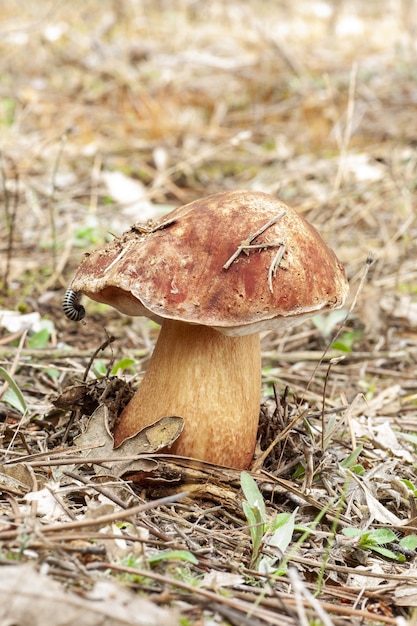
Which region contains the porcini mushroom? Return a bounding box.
[68,190,348,469]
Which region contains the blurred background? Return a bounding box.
[0,0,416,400]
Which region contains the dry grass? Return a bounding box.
[0,1,417,624]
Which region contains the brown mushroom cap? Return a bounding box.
[71,190,348,334]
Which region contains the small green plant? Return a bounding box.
[339,445,365,475]
[147,549,198,566]
[172,566,202,588]
[73,222,101,247]
[241,471,296,574]
[1,97,16,127]
[311,309,348,339]
[118,554,153,585]
[147,551,200,589]
[357,378,377,400]
[292,464,305,480]
[44,367,60,380]
[110,358,137,376]
[93,358,137,378]
[0,367,28,415]
[311,309,362,352]
[401,478,417,496]
[27,319,55,349]
[331,330,362,352]
[93,360,107,377]
[342,527,417,561]
[121,553,143,568]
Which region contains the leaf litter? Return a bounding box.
[0,563,178,626]
[74,405,183,477]
[0,0,417,624]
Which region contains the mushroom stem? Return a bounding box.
[112,320,261,469]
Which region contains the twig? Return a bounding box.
[261,347,417,363]
[103,243,132,275]
[321,356,345,450]
[132,216,177,234]
[3,330,30,460]
[82,334,116,382]
[0,491,189,540]
[292,553,417,582]
[64,470,130,509]
[89,561,400,625]
[0,155,19,294]
[268,236,287,293]
[87,562,292,626]
[2,444,109,465]
[42,218,75,290]
[301,254,375,402]
[101,221,174,276]
[0,345,413,362]
[289,567,336,626]
[0,331,27,403]
[4,455,148,467]
[333,61,358,192]
[259,468,352,525]
[223,211,286,270]
[152,129,251,183]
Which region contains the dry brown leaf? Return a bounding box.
[347,471,403,526]
[201,571,245,589]
[0,564,177,626]
[0,463,33,495]
[74,405,183,476]
[370,420,413,463]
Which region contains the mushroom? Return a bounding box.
[68,190,349,469]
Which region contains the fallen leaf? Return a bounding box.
[74,405,183,477]
[138,414,184,450]
[0,463,33,495]
[346,563,387,588]
[348,471,403,525]
[371,420,414,463]
[201,571,245,589]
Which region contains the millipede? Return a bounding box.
[62,288,85,322]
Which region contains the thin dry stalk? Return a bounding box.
[0,155,19,293]
[333,61,358,193]
[223,211,286,270]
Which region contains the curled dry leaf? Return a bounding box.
[0,463,34,495]
[0,564,177,626]
[347,471,403,526]
[74,404,184,477]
